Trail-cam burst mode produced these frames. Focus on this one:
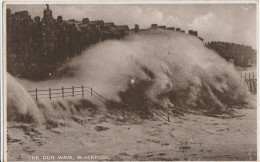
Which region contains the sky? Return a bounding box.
[7,3,257,49]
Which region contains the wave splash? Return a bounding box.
[63,30,251,111]
[7,30,253,123]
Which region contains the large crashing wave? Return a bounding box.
[59,30,252,111]
[7,30,253,123]
[7,73,44,123]
[7,73,100,124]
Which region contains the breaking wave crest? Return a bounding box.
[7,73,44,123]
[7,30,253,123]
[62,30,252,111]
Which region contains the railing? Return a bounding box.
[240,71,257,80]
[27,85,170,122]
[27,85,94,101]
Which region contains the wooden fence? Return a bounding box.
[27,85,171,122]
[27,85,94,101]
[240,71,257,80]
[239,72,257,94]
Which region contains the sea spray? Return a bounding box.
[7,73,101,124]
[7,30,254,123]
[56,30,252,111]
[8,75,101,124]
[7,73,44,123]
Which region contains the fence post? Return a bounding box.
[253,72,254,79]
[82,85,84,97]
[72,86,74,97]
[62,86,64,98]
[91,88,92,96]
[49,88,51,100]
[245,73,246,80]
[249,73,251,79]
[35,88,38,101]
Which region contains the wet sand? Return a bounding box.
[7,107,256,161]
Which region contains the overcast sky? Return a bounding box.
[7,3,257,49]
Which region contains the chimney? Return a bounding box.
[57,16,63,24]
[151,24,158,29]
[34,16,40,23]
[135,24,139,32]
[189,30,198,36]
[167,27,175,31]
[82,18,89,24]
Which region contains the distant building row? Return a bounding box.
[6,5,131,79]
[206,41,256,67]
[133,23,203,41]
[7,4,255,80]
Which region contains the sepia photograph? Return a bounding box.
[3,1,258,161]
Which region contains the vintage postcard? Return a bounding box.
[2,0,258,161]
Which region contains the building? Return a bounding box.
[188,30,198,36]
[206,41,257,67]
[88,20,104,31]
[104,22,116,32]
[158,25,166,29]
[134,24,139,33]
[150,24,158,29]
[115,25,130,35]
[167,27,175,31]
[7,3,212,80]
[82,18,89,24]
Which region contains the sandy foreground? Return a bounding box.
[7,107,256,161]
